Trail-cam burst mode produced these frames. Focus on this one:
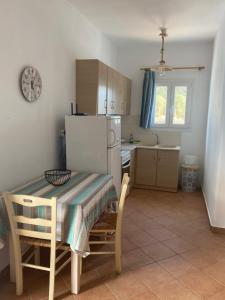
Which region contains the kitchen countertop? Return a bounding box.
[121,143,181,151]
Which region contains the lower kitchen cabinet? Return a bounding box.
[134,148,180,192]
[135,149,157,186]
[156,150,179,189]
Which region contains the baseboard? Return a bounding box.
[133,184,177,193]
[210,225,225,233]
[201,186,225,233]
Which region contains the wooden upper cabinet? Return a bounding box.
[107,68,131,115]
[98,61,108,114]
[76,59,107,115]
[107,67,116,115]
[121,76,131,115]
[76,59,131,116]
[135,149,157,186]
[156,150,179,189]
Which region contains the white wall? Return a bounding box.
[0,0,117,271]
[117,41,213,168]
[203,14,225,228]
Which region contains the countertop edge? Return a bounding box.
[121,143,181,151]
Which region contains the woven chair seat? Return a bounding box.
[21,236,70,250]
[91,212,117,231]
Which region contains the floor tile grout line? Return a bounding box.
[139,262,201,300]
[156,258,204,297]
[103,282,121,300]
[158,253,225,298]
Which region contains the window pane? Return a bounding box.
[154,86,167,124]
[173,86,187,125]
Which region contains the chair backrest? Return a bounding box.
[116,173,130,235]
[3,193,57,258]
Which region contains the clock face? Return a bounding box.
[21,66,42,102]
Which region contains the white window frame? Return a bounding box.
[151,79,193,129]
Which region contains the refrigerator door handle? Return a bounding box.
[108,129,116,147]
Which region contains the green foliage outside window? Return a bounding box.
[173,86,187,124]
[154,86,167,124]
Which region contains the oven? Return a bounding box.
[121,150,131,179]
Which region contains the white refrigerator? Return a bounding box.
[65,116,121,196]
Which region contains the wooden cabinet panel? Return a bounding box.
[135,149,157,186]
[107,67,116,114]
[114,72,124,115]
[156,150,179,189]
[107,68,126,115]
[107,67,132,115]
[134,148,180,192]
[116,75,131,115]
[97,62,107,114]
[76,59,131,116]
[124,77,131,115]
[76,60,99,115]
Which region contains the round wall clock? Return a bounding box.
[20,66,42,102]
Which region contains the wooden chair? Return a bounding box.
[3,193,71,300]
[88,173,130,273]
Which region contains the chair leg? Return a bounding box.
[9,233,23,295]
[80,258,82,276]
[34,246,40,265]
[9,234,16,283]
[115,235,122,274]
[15,264,23,296]
[49,244,56,300]
[49,269,55,300]
[13,245,23,295]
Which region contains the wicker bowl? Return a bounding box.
[44,169,71,186]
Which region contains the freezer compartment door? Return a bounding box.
[65,116,108,173]
[108,145,121,197]
[107,117,121,148]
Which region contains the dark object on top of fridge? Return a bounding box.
[71,102,87,116]
[73,113,88,116]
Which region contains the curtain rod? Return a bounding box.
[140,66,205,71]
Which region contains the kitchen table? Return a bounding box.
[1,172,117,294]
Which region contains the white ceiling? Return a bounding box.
[71,0,225,44]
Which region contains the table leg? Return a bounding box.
[71,252,81,294]
[9,233,16,283]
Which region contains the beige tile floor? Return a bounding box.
[2,189,225,299]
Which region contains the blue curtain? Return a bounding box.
[139,70,156,128]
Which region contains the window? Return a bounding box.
[152,80,192,129]
[154,86,168,125]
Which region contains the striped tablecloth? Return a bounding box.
[0,172,117,253]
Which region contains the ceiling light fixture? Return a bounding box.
[140,27,205,75]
